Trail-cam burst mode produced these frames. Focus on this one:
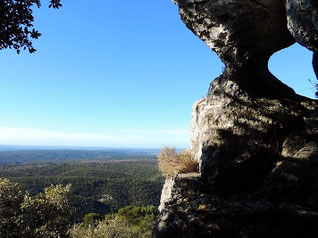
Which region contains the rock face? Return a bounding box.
[172,0,295,68]
[285,0,318,52]
[153,0,318,237]
[285,0,318,80]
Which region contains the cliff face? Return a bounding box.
[153,1,318,237]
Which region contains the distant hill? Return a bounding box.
[0,147,161,164]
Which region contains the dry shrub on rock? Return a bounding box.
[158,147,198,176]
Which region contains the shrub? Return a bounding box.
[0,179,72,238]
[69,206,157,238]
[69,216,132,238]
[82,213,103,228]
[157,147,198,176]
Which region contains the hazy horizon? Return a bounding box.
[0,143,174,151]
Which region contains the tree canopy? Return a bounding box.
[0,0,62,53]
[0,179,72,238]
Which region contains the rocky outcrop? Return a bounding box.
[285,0,318,80]
[154,0,318,237]
[154,78,318,237]
[172,0,295,69]
[191,76,318,188]
[285,0,318,52]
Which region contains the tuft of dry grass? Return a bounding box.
[157,147,198,176]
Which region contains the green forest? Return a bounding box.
[0,160,164,223]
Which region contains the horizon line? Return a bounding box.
[0,144,188,151]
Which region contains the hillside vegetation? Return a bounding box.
[0,179,158,238]
[0,160,164,222]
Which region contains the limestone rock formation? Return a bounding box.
[172,0,295,68]
[154,79,318,238]
[285,0,318,52]
[285,0,318,80]
[153,0,318,237]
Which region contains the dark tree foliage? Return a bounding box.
[0,0,62,54]
[0,179,72,238]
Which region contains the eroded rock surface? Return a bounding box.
[172,0,295,68]
[285,0,318,80]
[286,0,318,52]
[154,78,318,238]
[154,0,318,237]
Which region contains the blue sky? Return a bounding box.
[0,0,316,148]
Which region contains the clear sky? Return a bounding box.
[0,0,316,148]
